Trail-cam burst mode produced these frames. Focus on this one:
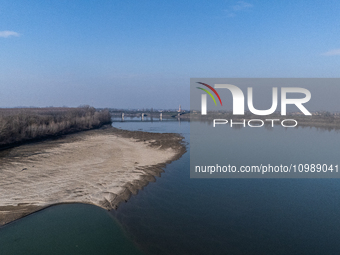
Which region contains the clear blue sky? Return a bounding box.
[1,0,339,109]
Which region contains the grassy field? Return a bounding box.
[0,106,111,148]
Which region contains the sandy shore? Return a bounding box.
[0,126,186,226]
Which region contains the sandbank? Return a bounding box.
[0,126,185,226]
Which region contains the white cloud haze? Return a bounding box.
[322,49,340,56]
[225,1,253,17]
[233,1,253,11]
[0,31,20,38]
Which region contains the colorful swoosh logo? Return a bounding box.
[196,82,223,106]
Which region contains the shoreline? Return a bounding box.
[0,126,186,227]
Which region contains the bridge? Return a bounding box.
[108,109,189,121]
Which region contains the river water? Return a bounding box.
[1,119,340,254]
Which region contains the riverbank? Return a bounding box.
[0,126,186,226]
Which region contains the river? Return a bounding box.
[1,119,340,254]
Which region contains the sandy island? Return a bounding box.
[0,126,186,226]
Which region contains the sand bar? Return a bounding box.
[0,126,186,226]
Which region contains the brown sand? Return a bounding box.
[0,126,186,226]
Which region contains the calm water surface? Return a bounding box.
[1,118,340,255]
[0,204,145,255]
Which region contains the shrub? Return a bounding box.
[0,107,112,147]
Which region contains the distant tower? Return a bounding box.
[178,105,182,112]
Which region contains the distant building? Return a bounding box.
[178,105,182,112]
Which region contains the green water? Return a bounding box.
[0,204,145,255]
